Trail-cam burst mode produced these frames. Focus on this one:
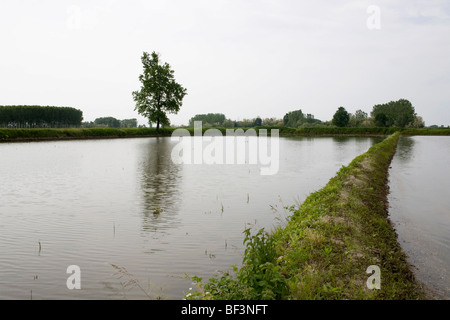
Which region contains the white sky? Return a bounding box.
[1,0,449,126]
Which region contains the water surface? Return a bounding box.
[388,136,450,299]
[0,136,382,299]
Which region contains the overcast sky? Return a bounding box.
[1,0,449,126]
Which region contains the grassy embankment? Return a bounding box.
[1,126,449,142]
[185,132,426,300]
[0,127,174,142]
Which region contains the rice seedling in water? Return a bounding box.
[110,263,152,299]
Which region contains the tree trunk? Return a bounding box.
[156,101,161,131]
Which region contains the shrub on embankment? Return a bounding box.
[185,132,425,300]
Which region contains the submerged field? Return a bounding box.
[0,135,384,299]
[0,127,439,300]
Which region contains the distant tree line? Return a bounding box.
[189,113,284,128]
[0,105,83,128]
[188,111,320,128]
[331,99,424,128]
[82,117,138,128]
[184,99,426,129]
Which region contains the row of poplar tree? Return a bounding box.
[0,105,83,128]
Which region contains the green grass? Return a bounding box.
[0,127,175,142]
[1,126,449,142]
[272,131,423,299]
[400,128,450,135]
[185,132,426,300]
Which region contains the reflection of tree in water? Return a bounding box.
[394,136,415,163]
[329,136,384,166]
[331,136,348,156]
[138,137,183,233]
[332,136,384,148]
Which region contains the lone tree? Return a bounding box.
[332,106,350,127]
[132,51,187,130]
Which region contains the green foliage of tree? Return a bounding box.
[406,115,425,128]
[348,109,372,127]
[222,119,236,128]
[94,117,121,128]
[83,118,138,128]
[283,109,321,128]
[374,113,388,127]
[253,117,262,127]
[283,109,304,127]
[120,118,138,128]
[236,119,255,128]
[0,105,83,128]
[354,109,368,120]
[189,113,226,127]
[188,114,283,128]
[332,106,350,127]
[371,99,416,128]
[262,117,284,127]
[132,51,187,130]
